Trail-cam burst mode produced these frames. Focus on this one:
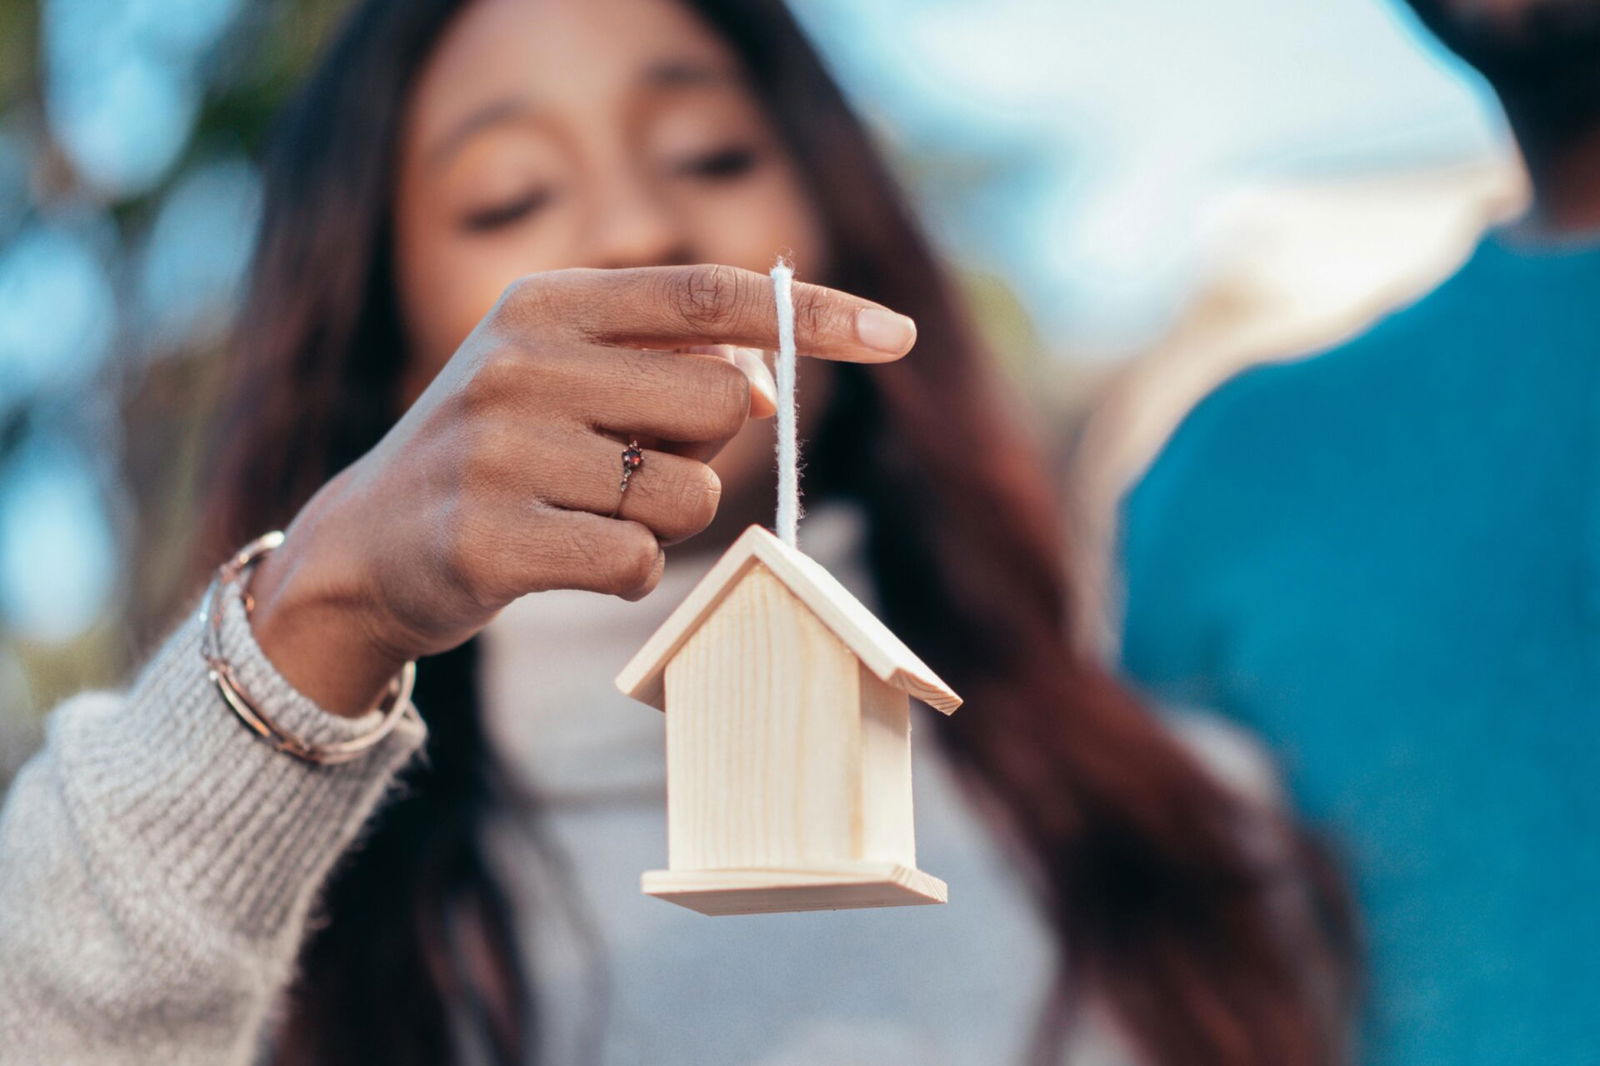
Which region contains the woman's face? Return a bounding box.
[393,0,829,501]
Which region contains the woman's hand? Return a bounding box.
[246,264,916,715]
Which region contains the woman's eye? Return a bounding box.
[676,145,760,182]
[460,188,553,232]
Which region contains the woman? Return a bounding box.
[0,0,1356,1063]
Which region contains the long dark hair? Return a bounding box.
[203,1,1359,1063]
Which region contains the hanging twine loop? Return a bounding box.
[771,259,802,548]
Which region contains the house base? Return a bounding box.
[642,862,947,915]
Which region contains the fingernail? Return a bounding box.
[736,348,778,409]
[856,308,917,355]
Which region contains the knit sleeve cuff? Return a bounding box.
[54,587,427,943]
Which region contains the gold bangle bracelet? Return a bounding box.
[199,531,419,765]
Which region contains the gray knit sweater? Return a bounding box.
[0,588,426,1065]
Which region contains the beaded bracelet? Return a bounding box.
[199,531,418,765]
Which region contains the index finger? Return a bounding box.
[527,264,917,362]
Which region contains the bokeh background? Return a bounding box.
[0,0,1522,771]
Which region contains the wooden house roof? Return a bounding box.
[615,524,961,714]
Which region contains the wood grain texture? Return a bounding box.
[664,564,859,870]
[623,526,960,915]
[858,667,916,868]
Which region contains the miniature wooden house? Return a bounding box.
[615,524,961,916]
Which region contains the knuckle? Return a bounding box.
[463,349,522,414]
[496,271,578,337]
[645,462,719,543]
[556,524,612,587]
[678,358,745,438]
[440,508,510,612]
[500,271,561,314]
[613,347,677,398]
[500,274,537,308]
[525,343,591,403]
[676,464,721,533]
[526,519,623,597]
[495,275,543,328]
[622,565,663,601]
[671,263,739,329]
[795,290,833,345]
[698,359,750,437]
[460,416,517,489]
[607,525,660,595]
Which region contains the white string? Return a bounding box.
[771,260,801,548]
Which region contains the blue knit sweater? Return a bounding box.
[1121,232,1600,1065]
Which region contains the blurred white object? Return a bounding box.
[794,0,1507,356]
[1066,154,1529,658]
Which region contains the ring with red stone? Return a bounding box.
[612,438,645,518]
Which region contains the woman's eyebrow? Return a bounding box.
[642,58,739,89]
[427,97,534,170]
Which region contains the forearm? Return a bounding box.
[0,589,425,1065]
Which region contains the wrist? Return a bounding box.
[249,524,411,718]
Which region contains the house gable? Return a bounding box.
[617,524,960,714]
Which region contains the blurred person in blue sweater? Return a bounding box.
[1121,1,1600,1063]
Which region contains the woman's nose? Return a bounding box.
[585,173,691,270]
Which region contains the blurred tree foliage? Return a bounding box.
[0,0,347,771]
[0,0,1055,782]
